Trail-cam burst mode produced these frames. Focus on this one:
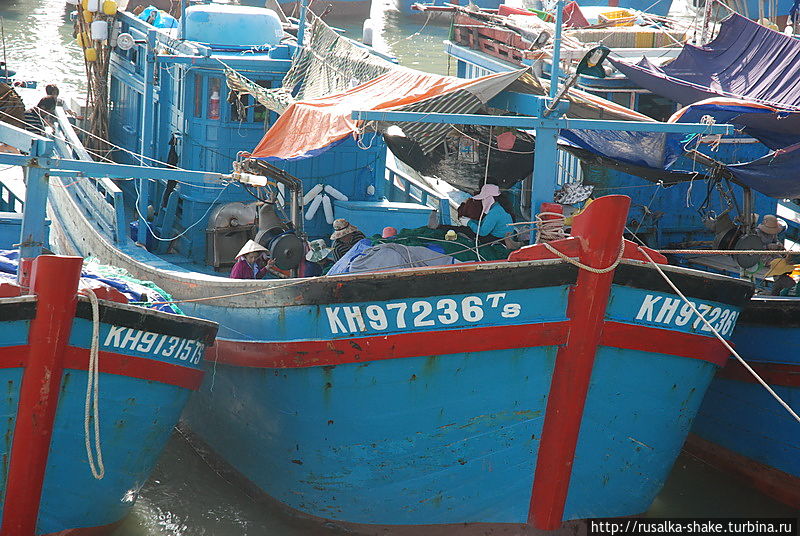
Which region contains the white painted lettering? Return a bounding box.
[386,303,408,328]
[654,297,680,324]
[635,294,662,322]
[103,325,126,347]
[121,329,144,350]
[486,293,506,308]
[326,307,347,334]
[136,332,159,353]
[365,305,388,330]
[342,306,366,332]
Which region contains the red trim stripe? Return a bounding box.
[716,359,800,388]
[601,322,731,367]
[0,346,203,390]
[63,347,204,390]
[529,195,631,530]
[212,321,571,368]
[2,255,83,536]
[0,345,26,368]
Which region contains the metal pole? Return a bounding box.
[548,0,565,101]
[180,0,187,40]
[18,139,54,265]
[138,29,157,245]
[296,0,308,55]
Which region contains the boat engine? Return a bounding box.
[205,202,257,270]
[254,203,304,270]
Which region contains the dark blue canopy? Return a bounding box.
[609,13,800,109]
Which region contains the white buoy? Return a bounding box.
[362,18,373,46]
[91,20,109,40]
[324,184,348,202]
[784,25,794,35]
[302,183,324,206]
[87,0,100,11]
[322,194,334,224]
[305,194,323,220]
[66,0,80,5]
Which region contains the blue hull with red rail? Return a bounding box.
[0,255,217,536]
[164,196,753,530]
[687,297,800,510]
[45,180,754,528]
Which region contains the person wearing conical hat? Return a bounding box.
[765,257,796,296]
[230,240,268,279]
[330,219,365,261]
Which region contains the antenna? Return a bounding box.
[1,18,8,80]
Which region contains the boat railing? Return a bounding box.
[52,107,127,244]
[384,160,453,224]
[0,178,23,213]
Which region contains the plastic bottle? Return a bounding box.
[208,91,220,120]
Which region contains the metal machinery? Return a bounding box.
[206,159,305,272]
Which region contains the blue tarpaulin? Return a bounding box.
[609,13,800,109]
[0,249,181,314]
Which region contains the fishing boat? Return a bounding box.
[686,298,800,510]
[447,3,800,509]
[0,112,218,535]
[34,0,766,529]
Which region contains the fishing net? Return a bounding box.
[226,14,393,115]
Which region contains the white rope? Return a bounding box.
[543,240,626,274]
[80,284,105,479]
[533,211,568,243]
[636,246,800,425]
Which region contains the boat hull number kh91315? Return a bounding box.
[325,293,522,334]
[634,294,738,336]
[103,326,205,364]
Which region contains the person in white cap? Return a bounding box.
[230,240,269,279]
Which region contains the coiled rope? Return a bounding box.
[80,284,105,479]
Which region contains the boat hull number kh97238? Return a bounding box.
[634,294,738,336]
[325,293,522,335]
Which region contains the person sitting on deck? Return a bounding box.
[23,96,56,136]
[45,84,80,119]
[462,183,513,241]
[765,257,797,296]
[230,240,269,279]
[330,219,366,261]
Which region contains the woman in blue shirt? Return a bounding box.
[464,184,513,240]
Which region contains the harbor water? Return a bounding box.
[0,0,796,532]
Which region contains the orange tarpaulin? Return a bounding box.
[250,67,525,161]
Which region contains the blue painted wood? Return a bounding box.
[692,321,800,483]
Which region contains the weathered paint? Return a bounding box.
[49,178,755,529]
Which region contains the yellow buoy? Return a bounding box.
[83,9,93,22]
[85,47,97,62]
[102,0,118,15]
[81,0,89,9]
[76,31,91,48]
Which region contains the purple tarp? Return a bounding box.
[609,14,800,109]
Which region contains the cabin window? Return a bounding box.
[231,93,248,122]
[253,80,272,123]
[193,73,202,118]
[637,93,676,122]
[208,78,221,120]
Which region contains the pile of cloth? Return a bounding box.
[326,227,511,276]
[0,250,182,314]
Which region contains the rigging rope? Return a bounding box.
[79,284,105,480]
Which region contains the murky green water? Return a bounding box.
[0,0,796,532]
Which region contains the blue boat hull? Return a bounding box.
[0,258,216,535]
[689,297,800,509]
[46,179,754,528]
